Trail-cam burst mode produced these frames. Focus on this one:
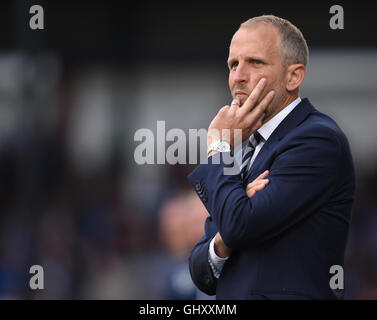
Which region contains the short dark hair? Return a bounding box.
[241,15,309,67]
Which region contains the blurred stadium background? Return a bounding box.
[0,0,376,299]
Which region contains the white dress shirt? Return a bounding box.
[208,97,302,279]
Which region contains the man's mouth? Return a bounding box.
[235,90,248,96]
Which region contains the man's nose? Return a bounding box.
[233,64,249,83]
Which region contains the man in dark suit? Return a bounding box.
[187,15,355,299]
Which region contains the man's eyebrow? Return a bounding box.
[227,56,267,66]
[245,55,266,63]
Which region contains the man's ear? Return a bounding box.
[285,64,306,92]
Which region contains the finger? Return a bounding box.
[255,181,269,190]
[246,179,269,192]
[247,189,256,198]
[246,176,269,190]
[256,170,269,180]
[230,97,241,111]
[247,182,268,196]
[246,183,256,192]
[246,182,267,196]
[239,78,266,116]
[246,180,262,191]
[244,90,275,129]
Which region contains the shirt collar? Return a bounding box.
[258,97,301,141]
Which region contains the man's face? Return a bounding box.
[228,23,287,119]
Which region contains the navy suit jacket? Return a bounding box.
[187,98,355,299]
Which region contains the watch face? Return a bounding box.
[218,142,230,152]
[207,140,219,154]
[208,140,230,154]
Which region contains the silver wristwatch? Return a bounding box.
[207,140,231,155]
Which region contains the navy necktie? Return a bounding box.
[240,131,263,179]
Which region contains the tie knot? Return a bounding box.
[253,131,263,145]
[247,131,263,148]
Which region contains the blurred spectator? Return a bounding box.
[159,191,209,299]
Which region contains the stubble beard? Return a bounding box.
[263,84,286,123]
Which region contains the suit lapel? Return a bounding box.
[244,98,315,181]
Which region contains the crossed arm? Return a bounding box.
[213,170,269,258]
[188,126,343,295]
[188,170,270,295]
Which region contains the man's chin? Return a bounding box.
[234,92,249,104]
[237,97,247,106]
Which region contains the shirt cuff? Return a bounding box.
[208,236,229,279]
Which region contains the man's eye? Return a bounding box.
[230,62,238,69]
[252,59,262,65]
